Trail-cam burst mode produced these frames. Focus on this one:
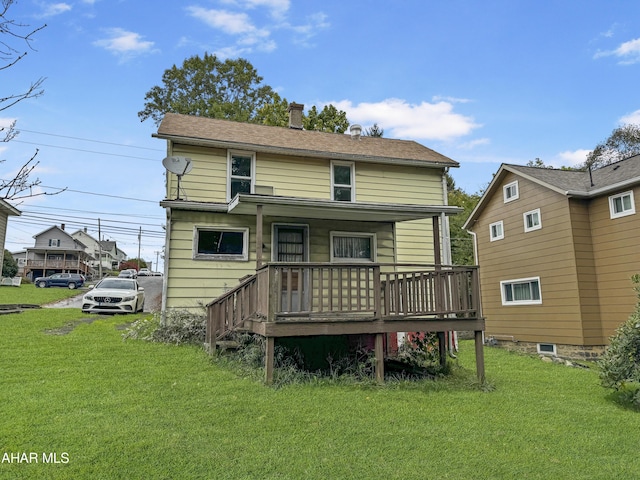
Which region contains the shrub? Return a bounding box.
[2,249,18,278]
[599,274,640,407]
[123,309,206,345]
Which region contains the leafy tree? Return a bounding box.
[0,0,58,201]
[138,54,277,126]
[302,104,349,133]
[2,249,18,277]
[585,124,640,169]
[447,174,480,266]
[599,274,640,408]
[254,92,290,127]
[364,123,384,137]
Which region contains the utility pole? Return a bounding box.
[137,227,142,271]
[98,218,103,278]
[155,250,160,273]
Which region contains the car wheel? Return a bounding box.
[38,281,47,288]
[139,302,145,313]
[68,282,76,290]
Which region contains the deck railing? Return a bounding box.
[207,263,480,342]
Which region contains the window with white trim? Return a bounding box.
[48,238,61,247]
[331,161,355,202]
[330,232,375,262]
[500,277,542,305]
[193,227,249,261]
[609,191,635,219]
[228,151,255,200]
[503,181,519,203]
[490,221,504,241]
[523,208,541,232]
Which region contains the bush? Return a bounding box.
[2,249,18,278]
[599,274,640,407]
[123,309,206,345]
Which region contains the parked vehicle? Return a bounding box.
[137,268,151,276]
[81,278,144,314]
[118,269,137,278]
[34,273,85,289]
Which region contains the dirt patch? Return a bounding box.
[43,316,108,335]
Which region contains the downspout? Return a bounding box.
[160,206,171,325]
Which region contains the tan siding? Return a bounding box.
[256,154,328,199]
[356,163,444,204]
[473,173,585,345]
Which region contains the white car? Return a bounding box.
[137,268,151,276]
[82,278,145,314]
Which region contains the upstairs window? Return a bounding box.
[331,161,355,202]
[490,221,504,241]
[523,208,542,232]
[609,191,635,219]
[503,181,519,203]
[501,277,542,305]
[48,239,61,247]
[228,151,255,200]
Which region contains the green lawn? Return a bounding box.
[0,284,85,305]
[1,309,639,479]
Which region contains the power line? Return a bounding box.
[39,185,160,203]
[12,140,159,162]
[17,129,164,152]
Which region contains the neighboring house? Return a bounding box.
[0,199,21,276]
[464,156,640,359]
[154,106,485,382]
[24,225,94,280]
[71,229,128,273]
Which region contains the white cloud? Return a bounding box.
[329,98,481,142]
[619,109,640,125]
[93,28,156,61]
[554,149,590,167]
[594,37,640,65]
[36,2,71,18]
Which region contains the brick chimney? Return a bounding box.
[61,223,65,231]
[288,102,304,130]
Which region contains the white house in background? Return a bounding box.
[0,199,21,277]
[71,229,127,273]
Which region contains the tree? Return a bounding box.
[2,249,18,277]
[120,259,147,271]
[585,124,640,170]
[138,54,277,126]
[447,173,481,266]
[364,123,384,137]
[1,0,62,202]
[139,54,350,133]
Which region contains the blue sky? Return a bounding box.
[3,0,639,268]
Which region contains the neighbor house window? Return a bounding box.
[330,232,375,262]
[523,208,541,232]
[48,239,61,247]
[537,343,557,356]
[609,191,635,219]
[490,221,504,241]
[193,227,249,261]
[228,151,255,200]
[503,181,519,203]
[331,161,355,202]
[500,277,542,305]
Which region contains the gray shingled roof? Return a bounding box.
[506,154,640,195]
[155,113,459,168]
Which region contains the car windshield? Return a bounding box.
[96,279,136,290]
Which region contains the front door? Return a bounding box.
[273,225,309,312]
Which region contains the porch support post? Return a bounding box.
[374,333,385,384]
[437,331,447,367]
[265,336,275,385]
[474,330,485,383]
[432,216,441,267]
[256,204,263,269]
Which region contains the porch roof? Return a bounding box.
[161,194,462,222]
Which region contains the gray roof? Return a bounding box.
[463,154,640,230]
[155,113,459,168]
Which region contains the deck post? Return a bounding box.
[437,331,447,367]
[474,330,485,383]
[265,336,275,385]
[375,333,384,384]
[256,204,263,269]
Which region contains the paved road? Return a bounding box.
[45,276,163,312]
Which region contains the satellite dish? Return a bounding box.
[162,156,193,200]
[162,156,193,175]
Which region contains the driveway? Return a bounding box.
[45,276,163,312]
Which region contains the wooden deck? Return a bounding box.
[206,263,485,384]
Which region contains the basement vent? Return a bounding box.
[537,343,557,356]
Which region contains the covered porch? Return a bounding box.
[203,194,485,384]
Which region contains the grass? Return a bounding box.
[0,284,84,305]
[2,309,640,479]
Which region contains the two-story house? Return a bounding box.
[0,199,20,277]
[464,156,640,359]
[71,229,128,275]
[24,225,93,280]
[154,105,485,383]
